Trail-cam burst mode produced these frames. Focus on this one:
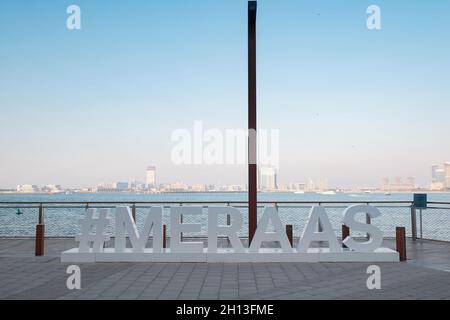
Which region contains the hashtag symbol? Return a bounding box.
[76,209,111,253]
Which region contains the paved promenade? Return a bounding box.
[0,238,449,300]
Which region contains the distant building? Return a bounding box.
[130,181,145,190]
[146,166,156,188]
[259,167,278,191]
[436,169,446,183]
[95,183,116,192]
[430,164,447,190]
[381,176,416,191]
[191,184,207,192]
[306,178,315,192]
[381,177,390,191]
[289,182,306,191]
[432,165,439,182]
[114,182,129,191]
[316,178,329,192]
[16,185,39,193]
[445,162,450,190]
[41,185,63,193]
[406,177,415,187]
[169,182,188,192]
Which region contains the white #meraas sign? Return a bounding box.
[61,205,399,263]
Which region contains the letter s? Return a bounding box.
[342,205,383,252]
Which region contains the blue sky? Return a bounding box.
[1,0,450,188]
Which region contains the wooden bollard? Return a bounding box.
[396,227,407,261]
[163,224,167,249]
[35,224,45,256]
[286,225,293,247]
[342,225,349,248]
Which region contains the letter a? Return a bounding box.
[66,265,81,290]
[67,5,81,30]
[297,206,341,253]
[366,5,381,30]
[366,265,381,289]
[249,207,292,253]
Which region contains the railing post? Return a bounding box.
[225,213,232,247]
[411,206,417,241]
[342,225,350,248]
[396,227,407,261]
[38,203,44,224]
[286,225,293,247]
[163,224,167,249]
[132,204,136,222]
[180,203,183,242]
[419,209,423,239]
[35,204,45,256]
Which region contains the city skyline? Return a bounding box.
[1,1,450,189]
[9,161,450,193]
[2,163,446,190]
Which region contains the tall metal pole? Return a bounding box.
[248,1,257,244]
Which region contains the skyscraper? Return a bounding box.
[406,177,415,188]
[114,182,129,191]
[445,162,450,189]
[431,164,445,183]
[431,165,439,183]
[381,177,390,191]
[146,166,156,188]
[436,169,446,183]
[258,167,277,191]
[430,164,446,191]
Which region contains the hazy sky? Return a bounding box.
[1,0,450,188]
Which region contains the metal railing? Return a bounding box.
[1,200,449,242]
[0,201,450,241]
[2,200,450,257]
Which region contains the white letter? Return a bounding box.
[225,129,247,165]
[203,129,224,165]
[114,206,163,253]
[342,205,383,252]
[171,129,192,165]
[297,206,341,253]
[76,209,111,253]
[66,265,81,290]
[366,265,381,289]
[258,129,280,170]
[249,207,292,253]
[208,207,244,253]
[171,207,204,253]
[193,121,203,164]
[66,5,81,30]
[367,5,381,30]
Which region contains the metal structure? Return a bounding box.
[1,200,450,242]
[248,0,258,244]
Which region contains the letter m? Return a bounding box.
[115,206,163,253]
